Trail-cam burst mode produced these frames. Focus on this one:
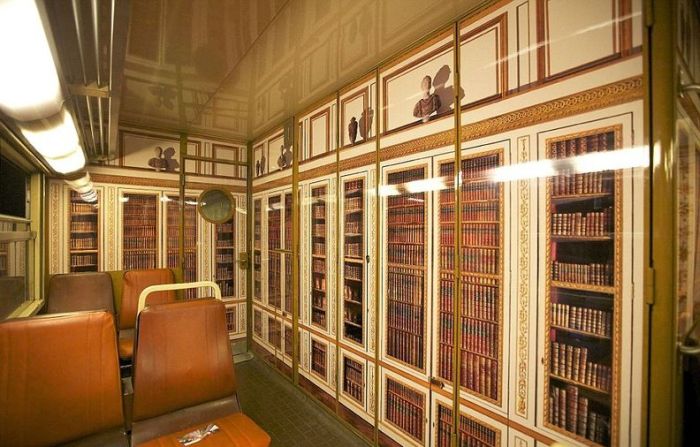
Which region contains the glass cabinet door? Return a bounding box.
[122,192,158,270]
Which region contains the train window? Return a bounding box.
[0,153,33,319]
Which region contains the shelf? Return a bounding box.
[312,254,326,259]
[551,235,613,242]
[344,277,363,283]
[344,257,363,264]
[216,246,236,249]
[551,280,615,294]
[344,233,362,237]
[551,192,612,203]
[344,299,362,306]
[345,209,363,215]
[387,262,425,270]
[123,248,157,252]
[71,249,98,254]
[387,203,424,210]
[344,320,362,328]
[551,325,611,340]
[549,373,610,397]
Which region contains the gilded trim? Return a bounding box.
[90,173,246,193]
[516,136,530,418]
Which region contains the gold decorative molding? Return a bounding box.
[376,76,642,163]
[48,182,61,274]
[516,136,530,418]
[299,163,337,182]
[90,173,246,193]
[253,175,293,193]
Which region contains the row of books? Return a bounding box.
[70,236,97,250]
[387,195,423,210]
[313,275,326,291]
[284,195,292,249]
[284,256,293,313]
[123,216,157,226]
[343,358,364,404]
[436,405,498,447]
[344,220,362,234]
[253,311,262,337]
[386,379,424,441]
[123,253,156,270]
[552,172,612,196]
[552,209,613,237]
[343,308,362,325]
[387,327,424,368]
[552,261,613,286]
[312,309,327,327]
[437,317,498,358]
[437,342,454,381]
[285,327,293,357]
[343,284,361,303]
[312,258,326,274]
[462,154,500,177]
[345,196,363,212]
[216,253,234,263]
[440,201,500,222]
[549,384,610,444]
[225,306,237,333]
[551,342,612,392]
[439,280,499,322]
[387,300,424,333]
[268,317,282,349]
[70,202,97,213]
[70,221,97,232]
[168,253,196,268]
[123,237,157,249]
[344,264,362,280]
[345,242,362,257]
[165,215,196,226]
[217,223,234,232]
[387,226,423,244]
[166,235,197,248]
[312,224,326,236]
[214,267,232,280]
[311,341,327,378]
[460,352,499,399]
[440,224,499,246]
[312,206,326,220]
[312,242,325,255]
[71,253,97,267]
[387,269,423,303]
[388,207,425,224]
[123,226,157,237]
[439,248,499,274]
[387,244,424,265]
[461,183,500,201]
[217,280,235,298]
[269,254,281,308]
[552,304,612,337]
[549,133,613,160]
[216,238,235,247]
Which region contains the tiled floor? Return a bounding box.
[236,357,369,447]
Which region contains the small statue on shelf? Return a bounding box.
[359,108,373,140]
[413,75,441,123]
[277,144,292,169]
[348,117,358,144]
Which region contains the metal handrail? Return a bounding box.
[136,280,222,316]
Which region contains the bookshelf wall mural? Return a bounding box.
[249,0,645,446]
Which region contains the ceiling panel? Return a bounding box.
[119,0,483,142]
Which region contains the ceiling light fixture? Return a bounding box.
[0,0,87,175]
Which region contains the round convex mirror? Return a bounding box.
[197,188,234,224]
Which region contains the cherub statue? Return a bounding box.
[413,75,441,123]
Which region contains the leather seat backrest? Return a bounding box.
[0,311,124,446]
[119,268,175,330]
[132,299,236,422]
[47,272,115,315]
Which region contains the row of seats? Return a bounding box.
[45,269,178,365]
[0,271,271,447]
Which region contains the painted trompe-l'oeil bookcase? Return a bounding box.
[250,0,646,446]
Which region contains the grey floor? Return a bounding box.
[236,357,369,447]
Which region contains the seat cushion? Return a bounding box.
[47,272,115,315]
[118,329,135,361]
[120,269,175,330]
[136,412,270,447]
[0,311,124,446]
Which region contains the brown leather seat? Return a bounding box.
[0,311,127,446]
[118,269,176,361]
[130,300,270,447]
[47,272,115,315]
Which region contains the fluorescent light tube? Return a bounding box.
[20,109,80,159]
[47,149,85,174]
[0,0,63,121]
